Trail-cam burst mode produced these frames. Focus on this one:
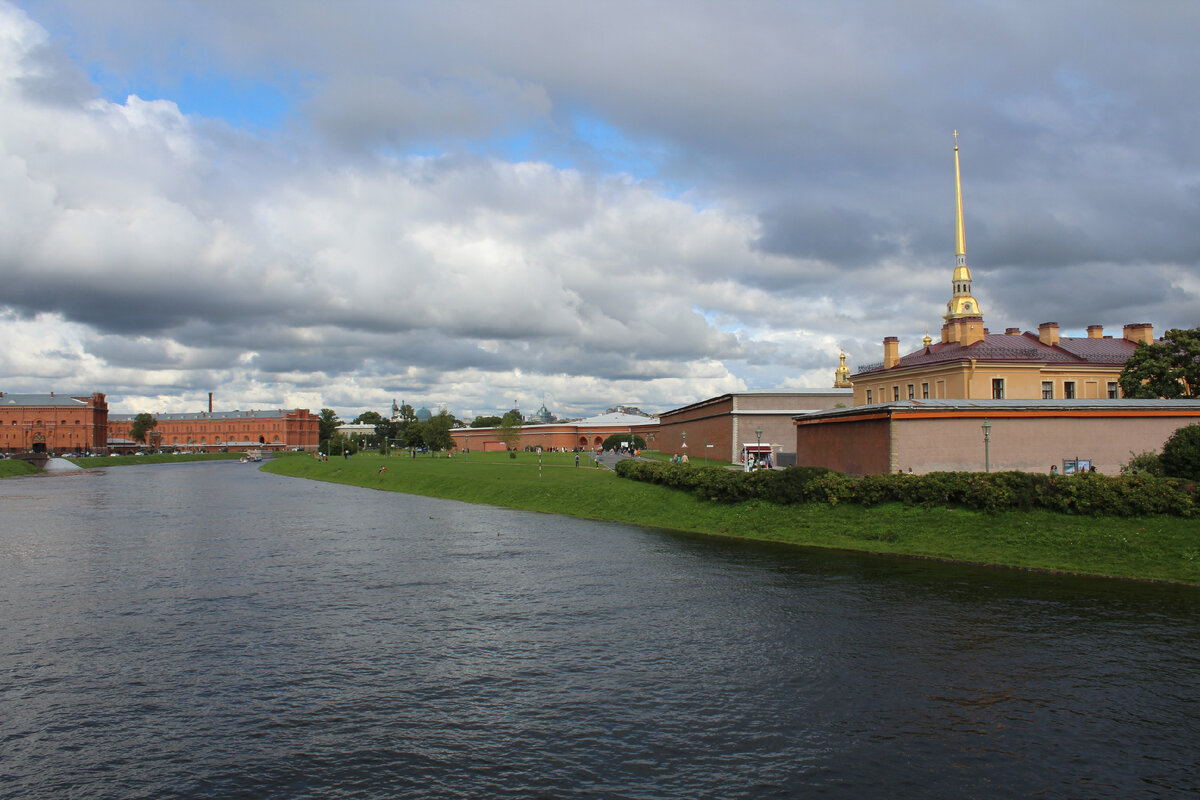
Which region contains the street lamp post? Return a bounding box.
[755,427,763,469]
[982,419,992,473]
[681,430,687,458]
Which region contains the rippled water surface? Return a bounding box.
[2,462,1198,799]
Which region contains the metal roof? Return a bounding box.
[1,393,94,407]
[109,409,303,421]
[855,332,1140,376]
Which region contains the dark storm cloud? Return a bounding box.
[754,205,903,270]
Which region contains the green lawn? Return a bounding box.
[0,459,41,477]
[72,452,244,468]
[263,451,1200,585]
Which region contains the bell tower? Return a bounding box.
[833,351,852,388]
[941,131,985,345]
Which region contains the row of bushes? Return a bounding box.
[613,460,1198,517]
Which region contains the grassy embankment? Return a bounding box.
[0,459,42,478]
[0,452,242,476]
[73,453,243,468]
[263,450,1200,584]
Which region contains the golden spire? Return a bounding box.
[834,350,852,388]
[944,130,982,323]
[954,130,966,261]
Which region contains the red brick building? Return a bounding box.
[108,408,320,452]
[0,392,109,454]
[450,412,658,453]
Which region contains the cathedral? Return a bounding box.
[850,134,1153,405]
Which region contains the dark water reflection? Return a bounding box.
[1,462,1197,799]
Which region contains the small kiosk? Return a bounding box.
[741,443,773,471]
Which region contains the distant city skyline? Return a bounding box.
[2,1,1197,419]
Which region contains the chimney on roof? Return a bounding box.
[1123,323,1154,345]
[883,337,900,369]
[50,391,54,397]
[1087,325,1104,339]
[1038,322,1060,347]
[1005,327,1020,335]
[209,392,213,413]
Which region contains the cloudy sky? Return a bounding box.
[2,1,1198,419]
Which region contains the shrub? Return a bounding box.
[613,460,1197,517]
[1121,450,1164,477]
[1160,424,1200,481]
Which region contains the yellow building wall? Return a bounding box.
[854,362,1123,404]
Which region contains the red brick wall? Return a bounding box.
[0,394,107,454]
[795,416,892,475]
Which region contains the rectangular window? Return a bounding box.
[992,378,1005,399]
[866,389,873,404]
[907,384,915,400]
[1042,381,1053,399]
[1108,381,1118,399]
[1064,381,1077,399]
[921,383,929,399]
[892,386,900,402]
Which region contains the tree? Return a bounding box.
[424,410,456,453]
[496,413,523,451]
[1118,327,1200,399]
[471,415,502,428]
[354,410,384,425]
[402,421,426,450]
[326,433,357,457]
[1160,423,1200,481]
[374,418,400,453]
[602,433,646,451]
[130,413,157,445]
[318,408,342,443]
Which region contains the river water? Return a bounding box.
[1,462,1198,799]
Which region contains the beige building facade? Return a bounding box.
[794,399,1200,476]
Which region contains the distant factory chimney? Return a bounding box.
[208,392,213,413]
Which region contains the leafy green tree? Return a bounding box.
[354,410,384,425]
[318,408,342,443]
[496,412,523,451]
[402,421,426,450]
[424,410,457,453]
[602,433,646,451]
[326,433,357,456]
[471,415,502,428]
[374,418,400,452]
[1159,423,1200,481]
[1118,327,1200,399]
[130,413,157,445]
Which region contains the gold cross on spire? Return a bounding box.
[953,129,958,149]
